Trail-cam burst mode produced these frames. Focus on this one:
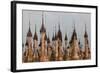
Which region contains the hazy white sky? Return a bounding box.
[22,10,91,48]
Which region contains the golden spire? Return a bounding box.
[55,25,57,40]
[33,24,38,40]
[84,24,88,38]
[40,11,46,33]
[27,20,32,37]
[57,19,62,41]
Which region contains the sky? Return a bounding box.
[22,10,91,49]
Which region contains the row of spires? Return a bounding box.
[26,12,88,44]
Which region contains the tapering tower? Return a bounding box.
[33,24,39,61]
[40,12,48,61]
[47,33,52,60]
[84,24,91,59]
[70,24,80,60]
[57,22,63,61]
[27,21,33,48]
[63,33,69,60]
[54,25,58,61]
[25,21,34,62]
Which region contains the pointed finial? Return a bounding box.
[74,23,75,30]
[72,19,75,30]
[29,20,30,26]
[83,20,87,33]
[73,20,75,30]
[29,20,31,32]
[42,11,43,17]
[59,23,60,30]
[58,16,60,30]
[54,24,57,40]
[28,13,32,31]
[40,11,46,33]
[45,12,46,26]
[35,24,36,32]
[42,11,44,25]
[55,24,56,33]
[84,23,88,38]
[33,24,38,41]
[27,19,32,37]
[85,24,87,32]
[47,32,50,43]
